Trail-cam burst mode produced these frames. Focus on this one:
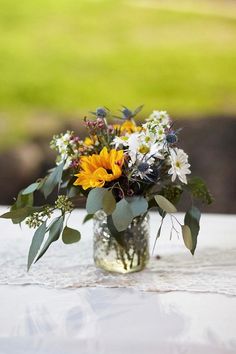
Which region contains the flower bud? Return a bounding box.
[96,107,107,118]
[166,133,178,144]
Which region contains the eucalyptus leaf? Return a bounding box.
[34,215,64,263]
[112,199,133,232]
[42,161,65,199]
[102,190,116,215]
[62,226,81,244]
[22,182,40,195]
[37,178,46,190]
[1,206,34,221]
[15,192,34,208]
[154,195,177,213]
[10,192,34,223]
[86,188,107,214]
[82,214,94,224]
[184,206,201,255]
[107,215,126,248]
[67,186,79,198]
[127,196,148,218]
[12,192,34,224]
[27,221,47,271]
[182,225,193,251]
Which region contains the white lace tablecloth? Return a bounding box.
[1,207,235,296]
[1,207,236,354]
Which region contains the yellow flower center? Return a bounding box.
[139,145,150,154]
[175,161,181,168]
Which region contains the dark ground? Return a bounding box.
[0,117,234,213]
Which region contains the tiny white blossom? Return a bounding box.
[168,148,191,184]
[142,110,171,143]
[112,136,129,149]
[51,131,80,169]
[146,110,171,126]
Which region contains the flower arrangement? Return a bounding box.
[1,106,212,271]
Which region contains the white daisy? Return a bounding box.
[112,135,129,149]
[127,132,165,165]
[168,148,191,184]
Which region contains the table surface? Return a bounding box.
[0,207,236,354]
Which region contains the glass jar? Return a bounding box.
[93,210,150,273]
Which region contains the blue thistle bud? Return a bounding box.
[138,162,149,172]
[166,133,178,144]
[122,108,133,119]
[96,107,107,118]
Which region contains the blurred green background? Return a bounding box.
[0,0,236,150]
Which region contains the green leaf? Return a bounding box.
[1,207,33,221]
[42,162,65,199]
[184,206,201,255]
[62,226,81,244]
[107,215,126,248]
[127,196,148,218]
[15,192,34,208]
[37,178,46,190]
[67,186,79,198]
[182,225,193,251]
[82,213,94,224]
[86,188,107,214]
[27,221,47,271]
[10,192,34,224]
[34,215,64,263]
[186,177,213,205]
[112,198,133,232]
[102,190,116,215]
[154,195,177,213]
[22,182,40,195]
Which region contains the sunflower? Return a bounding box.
[74,147,124,190]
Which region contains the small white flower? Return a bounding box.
[148,110,170,126]
[112,136,129,149]
[142,110,171,144]
[168,148,191,184]
[145,110,171,127]
[52,131,81,170]
[127,132,164,165]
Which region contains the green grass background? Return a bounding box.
[0,0,236,149]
